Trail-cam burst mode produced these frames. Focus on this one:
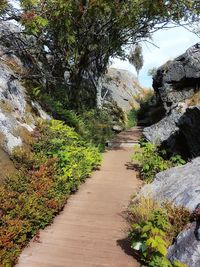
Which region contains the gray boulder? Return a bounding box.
[168,222,200,267]
[140,157,200,211]
[143,108,183,145]
[101,68,143,111]
[143,105,200,157]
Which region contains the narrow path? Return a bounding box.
[16,128,142,267]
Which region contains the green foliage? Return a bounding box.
[129,44,144,77]
[81,109,114,151]
[33,120,102,188]
[16,0,200,109]
[31,92,115,150]
[170,154,186,165]
[127,89,155,129]
[173,261,188,267]
[129,203,190,267]
[148,67,157,77]
[37,94,86,134]
[130,209,170,260]
[0,0,7,14]
[0,119,101,266]
[127,109,138,128]
[132,142,186,182]
[136,91,156,120]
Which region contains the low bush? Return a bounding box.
[128,197,190,267]
[0,119,102,266]
[81,109,114,151]
[132,141,186,182]
[31,93,123,150]
[127,109,138,128]
[128,196,160,224]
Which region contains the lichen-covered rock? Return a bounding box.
[168,222,200,267]
[0,22,50,153]
[140,157,200,211]
[0,60,50,153]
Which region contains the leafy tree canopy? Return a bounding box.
[1,0,200,108]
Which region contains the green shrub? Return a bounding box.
[36,94,86,135]
[129,199,190,267]
[127,109,138,128]
[132,141,186,182]
[34,94,115,150]
[0,119,101,266]
[81,109,114,150]
[130,209,170,260]
[34,120,102,191]
[129,196,160,224]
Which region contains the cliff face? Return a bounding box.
[0,22,49,178]
[0,21,50,150]
[144,43,200,158]
[0,61,50,153]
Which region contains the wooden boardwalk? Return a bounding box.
[16,128,142,267]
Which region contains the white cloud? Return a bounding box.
[111,26,200,88]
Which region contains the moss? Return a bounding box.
[162,60,172,73]
[0,148,16,181]
[23,104,37,125]
[0,57,26,75]
[0,100,13,113]
[16,126,34,145]
[187,91,200,106]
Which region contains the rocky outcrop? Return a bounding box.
[143,109,183,145]
[143,43,200,157]
[0,60,50,153]
[168,222,200,267]
[0,21,50,181]
[140,157,200,211]
[102,68,144,111]
[153,43,200,112]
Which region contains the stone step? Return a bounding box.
[107,126,143,148]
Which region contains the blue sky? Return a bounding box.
[111,27,200,88]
